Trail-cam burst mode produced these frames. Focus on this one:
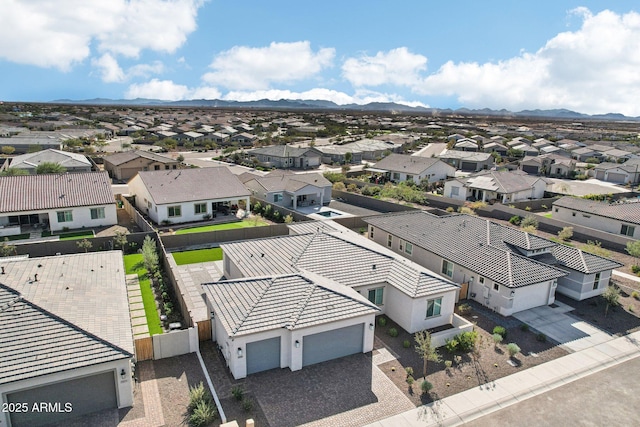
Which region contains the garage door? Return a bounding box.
[522,165,539,174]
[595,170,605,180]
[7,371,117,427]
[606,172,626,183]
[461,161,477,171]
[246,337,281,374]
[303,323,364,367]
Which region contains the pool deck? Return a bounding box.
[297,205,354,220]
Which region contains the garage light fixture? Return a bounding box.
[295,340,300,348]
[120,368,126,380]
[237,347,243,358]
[369,323,374,331]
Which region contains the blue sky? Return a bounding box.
[1,1,640,115]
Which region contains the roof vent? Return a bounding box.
[261,253,264,258]
[372,264,376,270]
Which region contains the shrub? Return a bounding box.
[405,366,414,377]
[632,291,639,300]
[444,360,453,369]
[445,338,459,354]
[458,303,472,315]
[558,226,574,242]
[509,215,522,226]
[446,206,455,213]
[507,343,521,358]
[332,181,346,191]
[520,215,539,229]
[492,333,503,346]
[453,355,462,365]
[421,380,433,394]
[403,340,411,349]
[241,398,253,412]
[520,324,530,332]
[387,327,399,337]
[536,333,547,342]
[632,266,640,275]
[377,317,387,327]
[457,331,478,353]
[525,206,532,211]
[406,375,415,386]
[188,382,210,411]
[493,326,507,339]
[347,183,358,192]
[231,386,244,401]
[189,400,217,427]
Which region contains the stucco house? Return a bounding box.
[103,150,182,181]
[128,167,251,225]
[552,196,640,239]
[370,153,455,184]
[0,251,135,427]
[243,170,331,209]
[207,227,464,378]
[0,171,117,233]
[247,145,322,169]
[438,150,495,172]
[444,170,549,203]
[591,158,640,184]
[365,211,622,314]
[520,154,576,177]
[2,149,93,174]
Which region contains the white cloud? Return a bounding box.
[202,41,335,90]
[342,47,428,87]
[127,61,165,78]
[0,0,203,71]
[125,79,221,101]
[415,9,640,115]
[92,54,126,83]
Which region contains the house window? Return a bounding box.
[154,165,160,170]
[168,205,182,218]
[172,165,177,169]
[450,186,459,196]
[441,260,453,278]
[194,203,207,214]
[165,165,170,170]
[274,193,283,203]
[56,210,73,223]
[369,227,374,239]
[426,297,442,318]
[493,283,499,291]
[621,224,635,237]
[555,208,558,213]
[387,234,392,248]
[405,242,413,255]
[368,287,384,305]
[479,277,485,285]
[392,172,400,180]
[90,207,105,220]
[593,272,601,290]
[406,174,414,182]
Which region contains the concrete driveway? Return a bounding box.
[513,301,613,352]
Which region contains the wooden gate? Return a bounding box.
[135,336,154,361]
[458,282,469,301]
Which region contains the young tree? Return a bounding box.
[558,226,574,242]
[113,230,129,254]
[177,154,185,162]
[76,238,93,253]
[414,330,441,379]
[625,240,640,267]
[520,215,539,229]
[602,285,620,317]
[141,235,159,275]
[0,238,17,257]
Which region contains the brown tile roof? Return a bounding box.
[0,171,114,213]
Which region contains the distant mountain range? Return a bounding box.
[50,98,640,121]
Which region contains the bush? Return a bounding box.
[346,183,358,192]
[632,291,639,300]
[444,360,453,369]
[189,400,217,427]
[632,266,640,275]
[406,375,415,386]
[231,386,244,401]
[252,201,263,215]
[241,398,253,412]
[361,185,381,196]
[188,382,210,411]
[405,366,414,377]
[536,333,547,342]
[403,340,411,348]
[332,181,346,191]
[520,215,539,229]
[520,324,530,332]
[446,206,455,213]
[492,333,503,346]
[377,317,387,327]
[558,226,574,242]
[421,380,433,394]
[458,303,472,315]
[493,326,507,339]
[509,215,522,226]
[445,338,459,353]
[387,327,399,337]
[456,331,478,353]
[507,343,521,358]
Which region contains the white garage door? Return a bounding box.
[606,172,626,183]
[302,324,364,367]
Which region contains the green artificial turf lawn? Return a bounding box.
[172,248,223,265]
[123,254,163,335]
[174,218,268,234]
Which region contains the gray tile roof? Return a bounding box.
[533,245,623,274]
[135,167,250,205]
[287,221,339,235]
[553,196,640,225]
[202,273,379,337]
[373,153,444,175]
[0,171,114,213]
[249,172,331,193]
[248,145,319,158]
[438,150,493,162]
[593,158,640,173]
[0,284,131,385]
[104,150,178,166]
[365,211,568,288]
[9,149,91,170]
[0,251,134,354]
[220,231,459,298]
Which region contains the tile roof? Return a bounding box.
[203,273,379,337]
[365,211,569,287]
[9,149,91,170]
[0,284,131,385]
[248,145,319,157]
[373,153,444,175]
[220,231,458,298]
[553,196,640,225]
[459,170,546,194]
[0,251,134,354]
[248,172,331,193]
[0,171,114,213]
[438,150,493,162]
[135,167,251,205]
[103,150,178,166]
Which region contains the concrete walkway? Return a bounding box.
[513,301,613,352]
[613,269,640,283]
[365,331,640,427]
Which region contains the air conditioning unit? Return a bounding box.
[470,292,477,298]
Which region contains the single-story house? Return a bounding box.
[0,171,117,232]
[0,136,63,154]
[314,145,363,165]
[340,138,403,161]
[209,228,463,378]
[230,132,257,146]
[520,154,575,177]
[103,150,182,181]
[571,147,602,162]
[364,211,622,314]
[243,170,331,209]
[0,251,135,427]
[591,158,640,184]
[552,196,640,239]
[246,145,322,169]
[438,150,495,172]
[482,142,509,157]
[453,138,479,152]
[2,149,94,174]
[443,170,549,203]
[369,153,455,183]
[128,167,250,225]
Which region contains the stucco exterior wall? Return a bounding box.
[47,204,117,232]
[553,205,640,239]
[556,269,612,301]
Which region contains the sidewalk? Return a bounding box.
[365,331,640,427]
